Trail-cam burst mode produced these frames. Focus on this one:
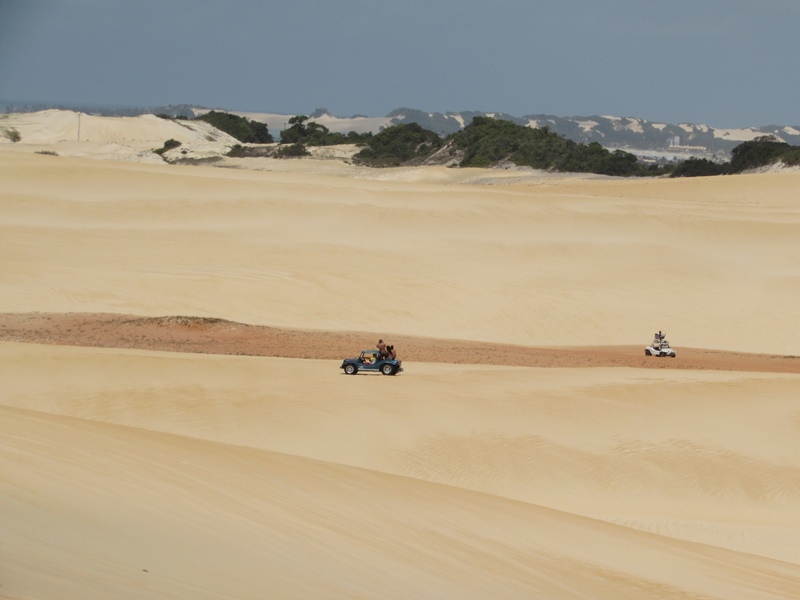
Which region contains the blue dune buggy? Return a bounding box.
[340,350,403,376]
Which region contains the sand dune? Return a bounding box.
[2,112,800,598]
[6,405,799,600]
[2,343,800,598]
[1,109,239,162]
[3,340,800,564]
[2,149,799,353]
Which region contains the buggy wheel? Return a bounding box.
[381,364,394,376]
[344,364,358,375]
[645,349,652,356]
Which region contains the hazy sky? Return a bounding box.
[1,0,797,127]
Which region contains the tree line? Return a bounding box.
[182,111,800,178]
[670,136,800,177]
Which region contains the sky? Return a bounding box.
[1,0,798,128]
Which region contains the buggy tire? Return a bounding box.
[381,364,394,376]
[344,364,358,375]
[645,349,652,356]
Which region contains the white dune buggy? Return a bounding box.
[645,331,676,357]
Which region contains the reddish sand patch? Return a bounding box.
[1,312,799,374]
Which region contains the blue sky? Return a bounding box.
[1,0,797,127]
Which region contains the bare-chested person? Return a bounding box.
[377,339,388,359]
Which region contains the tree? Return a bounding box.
[670,157,727,178]
[275,143,310,158]
[450,116,649,176]
[354,123,443,166]
[729,135,790,173]
[195,111,273,143]
[153,138,182,156]
[280,115,309,143]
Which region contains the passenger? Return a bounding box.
[377,339,388,360]
[387,345,396,360]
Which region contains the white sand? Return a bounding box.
[1,112,800,598]
[0,109,239,161]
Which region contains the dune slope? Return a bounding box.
[4,404,800,600]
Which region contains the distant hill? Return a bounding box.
[217,107,800,161]
[4,101,799,160]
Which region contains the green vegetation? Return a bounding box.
[1,127,21,142]
[353,123,443,166]
[449,117,651,176]
[153,138,182,156]
[197,112,799,179]
[669,158,727,178]
[226,144,274,158]
[274,143,311,158]
[353,118,799,177]
[670,136,800,177]
[195,111,273,143]
[453,117,563,168]
[781,147,800,167]
[225,141,310,159]
[280,115,323,144]
[728,136,791,172]
[280,115,371,146]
